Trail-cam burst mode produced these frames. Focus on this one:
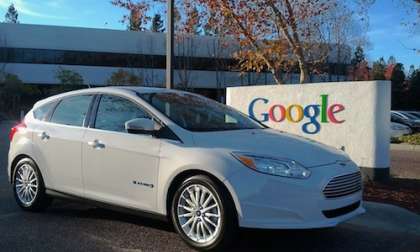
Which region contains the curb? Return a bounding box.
[390,143,420,152]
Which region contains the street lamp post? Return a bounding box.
[166,0,174,89]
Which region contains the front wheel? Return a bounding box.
[171,175,237,251]
[13,158,52,211]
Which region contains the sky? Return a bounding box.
[0,0,419,69]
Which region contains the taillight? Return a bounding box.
[9,122,27,142]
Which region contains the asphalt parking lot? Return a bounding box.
[0,120,419,252]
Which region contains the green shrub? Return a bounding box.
[0,73,41,119]
[390,137,402,144]
[398,133,420,145]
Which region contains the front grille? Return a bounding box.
[323,171,362,199]
[322,201,361,218]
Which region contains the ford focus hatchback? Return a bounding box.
[8,87,364,250]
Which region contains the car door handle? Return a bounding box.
[87,139,105,150]
[38,131,50,141]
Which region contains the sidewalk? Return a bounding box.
[391,143,420,152]
[390,147,420,179]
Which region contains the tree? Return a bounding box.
[351,46,365,66]
[384,64,395,81]
[4,4,18,23]
[406,65,419,109]
[387,56,397,66]
[111,0,372,84]
[111,0,151,31]
[150,13,165,32]
[0,74,24,109]
[347,60,371,81]
[391,0,420,54]
[207,37,231,101]
[323,3,362,81]
[408,65,416,79]
[55,68,84,85]
[391,63,406,91]
[128,8,143,31]
[371,57,386,80]
[195,0,372,84]
[409,69,420,105]
[184,6,201,35]
[107,69,142,86]
[176,34,196,89]
[0,73,40,117]
[112,1,185,32]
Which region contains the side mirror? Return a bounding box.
[125,118,160,135]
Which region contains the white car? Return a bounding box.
[8,87,364,250]
[391,122,412,138]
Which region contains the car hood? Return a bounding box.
[191,129,349,168]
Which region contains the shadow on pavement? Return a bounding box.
[45,199,175,232]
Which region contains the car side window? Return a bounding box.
[33,101,56,121]
[94,95,151,133]
[50,95,93,126]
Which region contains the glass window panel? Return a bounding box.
[95,95,151,133]
[50,95,93,126]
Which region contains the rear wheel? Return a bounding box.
[13,158,52,211]
[171,175,237,251]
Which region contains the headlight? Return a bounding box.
[232,152,311,179]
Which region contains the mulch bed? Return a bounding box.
[363,178,420,215]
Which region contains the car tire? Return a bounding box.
[171,175,237,251]
[13,158,52,211]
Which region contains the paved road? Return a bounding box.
[0,121,419,252]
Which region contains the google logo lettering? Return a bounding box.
[248,94,345,134]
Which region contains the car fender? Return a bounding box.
[157,161,242,219]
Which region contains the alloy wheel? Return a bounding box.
[177,184,222,244]
[15,164,39,206]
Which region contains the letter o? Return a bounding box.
[286,104,304,123]
[269,105,286,122]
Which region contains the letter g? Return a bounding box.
[248,98,269,122]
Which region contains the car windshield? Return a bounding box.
[138,92,265,132]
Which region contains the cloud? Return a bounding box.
[45,0,64,9]
[0,0,68,19]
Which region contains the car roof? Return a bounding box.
[113,86,182,94]
[32,86,193,109]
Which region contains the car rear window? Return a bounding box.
[33,102,57,121]
[50,95,93,127]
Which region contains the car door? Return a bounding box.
[82,94,161,211]
[32,94,94,196]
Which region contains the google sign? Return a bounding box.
[248,94,345,134]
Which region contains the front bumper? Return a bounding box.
[225,161,365,229]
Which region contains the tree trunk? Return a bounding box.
[221,3,284,85]
[272,69,283,85]
[269,1,309,84]
[298,60,309,84]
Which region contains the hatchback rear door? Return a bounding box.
[32,94,94,197]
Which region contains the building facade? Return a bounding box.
[0,23,349,92]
